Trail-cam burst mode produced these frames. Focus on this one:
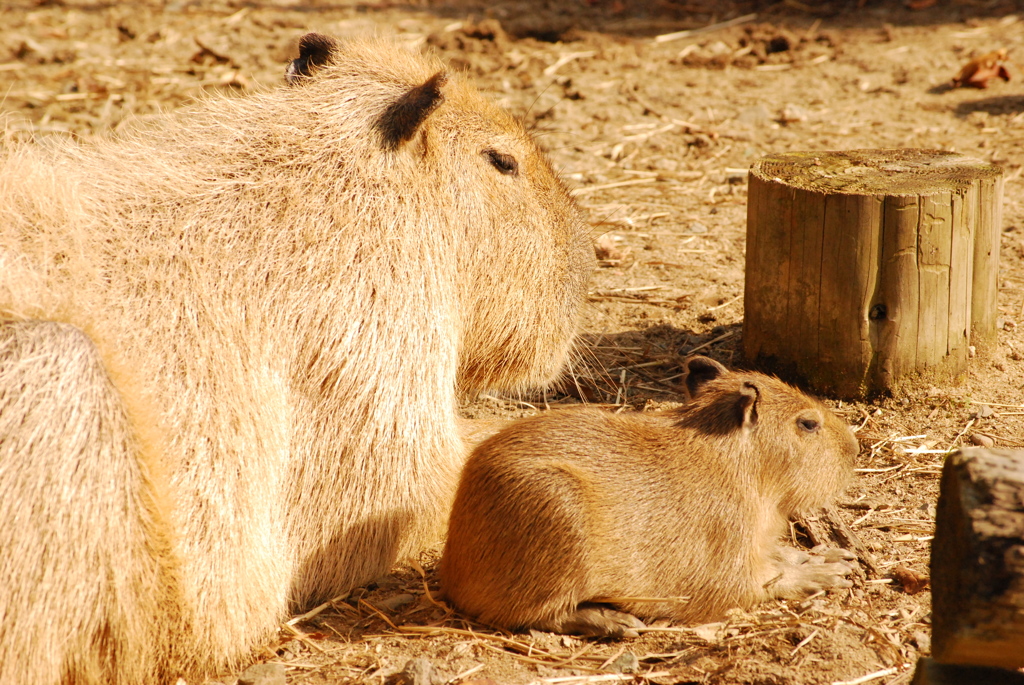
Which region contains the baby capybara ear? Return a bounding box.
[285,33,340,84]
[374,71,447,151]
[678,379,760,435]
[734,381,760,429]
[681,355,728,399]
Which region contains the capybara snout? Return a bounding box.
[440,356,858,637]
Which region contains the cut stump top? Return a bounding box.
[752,149,1003,196]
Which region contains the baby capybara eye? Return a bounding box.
[483,149,519,176]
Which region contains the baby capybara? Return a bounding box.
[441,356,858,637]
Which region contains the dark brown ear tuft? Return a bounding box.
[285,33,340,84]
[375,71,448,151]
[736,381,760,428]
[682,355,729,399]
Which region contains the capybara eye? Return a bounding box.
[797,417,820,433]
[482,149,519,176]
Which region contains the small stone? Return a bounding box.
[380,593,415,612]
[969,432,995,448]
[872,408,883,417]
[724,168,747,183]
[968,345,977,358]
[388,658,434,685]
[608,652,640,673]
[238,663,286,685]
[706,40,731,56]
[736,104,772,127]
[688,221,708,234]
[447,642,474,659]
[779,103,809,123]
[371,574,401,590]
[975,404,995,419]
[913,630,932,653]
[277,639,302,658]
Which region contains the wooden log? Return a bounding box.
[931,448,1024,671]
[911,657,1024,685]
[744,149,1003,398]
[796,504,880,578]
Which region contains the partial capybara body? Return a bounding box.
[440,357,858,637]
[0,34,592,684]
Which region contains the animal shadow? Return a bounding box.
[557,322,744,404]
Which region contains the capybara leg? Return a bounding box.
[766,545,856,600]
[0,321,176,685]
[533,603,646,639]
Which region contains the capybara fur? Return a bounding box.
[0,34,593,684]
[440,356,858,638]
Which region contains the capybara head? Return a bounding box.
[678,356,858,515]
[283,34,595,393]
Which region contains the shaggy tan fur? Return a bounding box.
[441,357,858,638]
[0,34,593,683]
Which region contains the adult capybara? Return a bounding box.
[0,33,593,684]
[440,356,858,638]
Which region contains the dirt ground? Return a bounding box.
[3,1,1024,684]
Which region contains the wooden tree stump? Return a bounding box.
[912,657,1024,685]
[744,149,1003,398]
[930,448,1024,671]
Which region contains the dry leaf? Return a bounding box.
[691,621,725,643]
[594,233,627,262]
[891,566,930,595]
[952,49,1011,89]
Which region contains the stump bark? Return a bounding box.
[744,149,1003,398]
[911,657,1024,685]
[930,448,1024,671]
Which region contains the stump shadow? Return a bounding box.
[954,94,1024,117]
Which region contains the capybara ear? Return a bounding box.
[681,355,728,399]
[285,33,340,84]
[374,71,448,151]
[735,381,760,429]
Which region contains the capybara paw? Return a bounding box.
[769,546,857,599]
[809,545,857,564]
[534,602,646,639]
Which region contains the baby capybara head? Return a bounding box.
[678,356,859,516]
